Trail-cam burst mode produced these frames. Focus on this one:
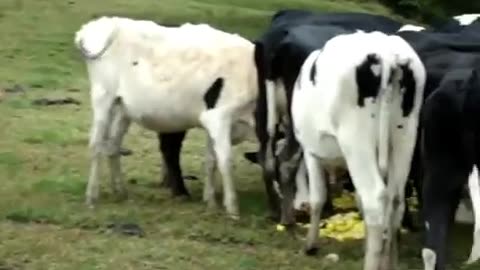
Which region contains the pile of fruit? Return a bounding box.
[318,212,364,241]
[276,191,415,241]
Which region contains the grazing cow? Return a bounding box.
[419,58,480,270]
[254,22,356,222]
[397,29,480,269]
[420,67,480,270]
[253,10,417,226]
[74,16,257,219]
[290,31,426,269]
[395,22,480,235]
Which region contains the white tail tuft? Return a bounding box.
[74,16,117,60]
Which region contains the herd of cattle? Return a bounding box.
[72,10,480,270]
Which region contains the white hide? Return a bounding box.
[467,166,480,264]
[397,24,426,32]
[453,14,480,26]
[75,16,258,218]
[291,31,426,270]
[423,248,437,270]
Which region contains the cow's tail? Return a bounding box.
[254,41,279,176]
[74,16,117,60]
[253,42,276,139]
[299,49,322,88]
[377,55,393,179]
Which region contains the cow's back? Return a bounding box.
[271,9,402,33]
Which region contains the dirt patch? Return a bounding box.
[4,84,27,93]
[32,97,81,106]
[104,222,145,238]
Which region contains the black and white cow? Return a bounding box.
[253,22,358,223]
[397,25,480,220]
[420,66,480,270]
[270,9,403,33]
[252,9,419,226]
[291,30,426,269]
[397,29,480,270]
[431,14,480,33]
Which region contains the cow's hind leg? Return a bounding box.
[467,165,480,264]
[159,131,189,197]
[421,147,467,270]
[157,134,170,188]
[303,151,327,255]
[201,110,238,219]
[106,104,131,201]
[86,87,117,207]
[203,136,219,209]
[338,131,386,270]
[383,121,421,269]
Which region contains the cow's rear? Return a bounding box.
[291,31,425,270]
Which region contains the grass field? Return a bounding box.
[0,0,478,269]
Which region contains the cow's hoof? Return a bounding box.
[294,209,310,224]
[205,198,218,209]
[228,213,240,221]
[159,179,171,188]
[85,200,97,209]
[172,188,191,198]
[304,245,319,256]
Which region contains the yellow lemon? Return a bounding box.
[326,223,335,231]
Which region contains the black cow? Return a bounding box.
[397,29,480,270]
[421,67,480,270]
[271,9,403,33]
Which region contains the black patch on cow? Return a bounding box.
[356,53,381,107]
[397,124,403,129]
[132,61,138,66]
[388,68,395,84]
[310,63,317,85]
[399,64,416,117]
[309,54,320,85]
[204,78,224,109]
[309,53,321,86]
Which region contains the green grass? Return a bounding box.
[0,0,477,269]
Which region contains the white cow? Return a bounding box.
[74,16,258,219]
[291,31,426,270]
